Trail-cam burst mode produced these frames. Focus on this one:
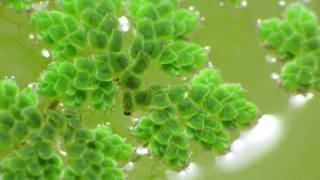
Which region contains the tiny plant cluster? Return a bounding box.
[0,80,132,179]
[259,3,320,93]
[133,69,257,168]
[0,0,258,179]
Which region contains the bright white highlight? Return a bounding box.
[278,0,286,7]
[41,49,50,58]
[216,114,282,171]
[188,6,195,11]
[208,61,213,68]
[204,46,211,52]
[271,73,279,80]
[56,140,67,156]
[136,146,149,155]
[166,163,199,180]
[256,19,262,27]
[131,117,139,123]
[27,82,36,89]
[119,16,130,32]
[240,0,248,8]
[124,162,135,171]
[265,55,277,63]
[29,33,35,40]
[289,93,314,108]
[32,1,49,10]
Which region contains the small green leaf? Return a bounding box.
[88,30,108,49]
[35,142,54,159]
[109,52,129,73]
[120,71,142,90]
[23,107,42,129]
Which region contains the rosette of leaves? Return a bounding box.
[259,3,320,92]
[128,0,208,75]
[132,68,258,169]
[37,55,119,110]
[31,0,124,60]
[0,79,42,150]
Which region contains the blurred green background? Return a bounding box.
[0,0,320,179]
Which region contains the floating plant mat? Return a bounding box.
[0,0,320,180]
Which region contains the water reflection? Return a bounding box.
[215,114,282,171]
[289,93,314,108]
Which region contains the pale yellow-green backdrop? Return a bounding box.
[0,0,319,179]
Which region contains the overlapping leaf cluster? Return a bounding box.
[34,0,208,111]
[259,3,320,92]
[0,80,133,179]
[0,79,40,150]
[128,0,207,75]
[133,69,258,168]
[1,143,62,180]
[131,84,190,169]
[0,0,260,175]
[63,126,132,179]
[32,0,128,110]
[37,56,117,110]
[31,0,124,60]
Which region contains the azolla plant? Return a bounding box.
[0,0,258,179]
[259,3,320,93]
[0,80,132,179]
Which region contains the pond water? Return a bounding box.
[0,0,319,180]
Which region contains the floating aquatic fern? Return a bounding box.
[37,56,117,110]
[259,3,320,92]
[0,79,40,150]
[128,0,207,75]
[1,144,62,179]
[31,0,124,60]
[0,79,132,179]
[62,126,133,179]
[133,69,258,168]
[0,0,259,178]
